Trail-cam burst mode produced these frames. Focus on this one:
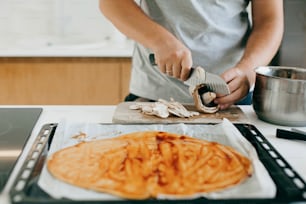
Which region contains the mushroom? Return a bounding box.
[129,99,199,118]
[158,98,199,118]
[190,84,219,113]
[131,102,170,118]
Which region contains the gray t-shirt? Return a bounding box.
[130,0,250,104]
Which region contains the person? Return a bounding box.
[99,0,283,110]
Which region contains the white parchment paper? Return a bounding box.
[38,119,276,200]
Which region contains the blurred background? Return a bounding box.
[0,0,305,105]
[0,0,305,66]
[0,0,128,50]
[277,0,306,67]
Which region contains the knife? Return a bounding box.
[149,54,230,95]
[276,128,306,141]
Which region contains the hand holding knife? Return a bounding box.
[149,54,230,95]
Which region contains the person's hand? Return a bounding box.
[153,39,192,81]
[214,67,253,110]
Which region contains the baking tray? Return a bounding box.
[9,123,306,204]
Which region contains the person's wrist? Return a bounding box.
[235,63,256,89]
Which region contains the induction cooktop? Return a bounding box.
[0,108,42,192]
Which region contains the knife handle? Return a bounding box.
[149,53,157,66]
[149,53,195,78]
[276,128,306,141]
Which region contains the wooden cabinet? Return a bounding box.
[0,57,131,105]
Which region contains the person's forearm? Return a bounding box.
[235,1,284,87]
[99,0,192,80]
[99,0,176,52]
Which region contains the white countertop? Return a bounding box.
[0,105,305,203]
[0,40,134,57]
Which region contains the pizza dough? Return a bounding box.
[47,131,253,199]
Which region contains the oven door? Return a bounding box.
[0,108,42,192]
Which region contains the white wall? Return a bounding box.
[0,0,126,48]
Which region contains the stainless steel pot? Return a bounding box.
[252,66,306,126]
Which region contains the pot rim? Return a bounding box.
[255,66,306,82]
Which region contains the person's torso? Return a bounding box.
[130,0,250,103]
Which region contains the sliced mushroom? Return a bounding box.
[130,102,169,118]
[158,98,199,118]
[190,84,219,113]
[129,99,199,118]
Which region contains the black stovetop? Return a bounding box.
[0,108,42,192]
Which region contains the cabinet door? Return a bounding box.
[0,57,131,105]
[120,58,132,101]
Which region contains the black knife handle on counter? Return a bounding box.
[276,128,306,141]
